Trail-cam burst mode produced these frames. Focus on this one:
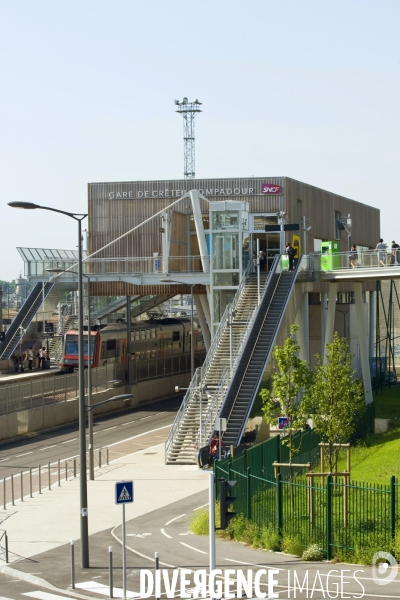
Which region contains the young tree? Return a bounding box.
[304,332,365,473]
[260,324,312,463]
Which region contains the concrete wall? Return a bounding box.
[0,372,190,443]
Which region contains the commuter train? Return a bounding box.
[61,318,205,372]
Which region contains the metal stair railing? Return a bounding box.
[164,257,279,463]
[0,282,55,359]
[222,258,300,446]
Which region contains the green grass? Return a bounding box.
[373,385,400,420]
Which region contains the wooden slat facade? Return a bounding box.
[88,177,380,296]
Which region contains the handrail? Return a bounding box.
[310,249,400,272]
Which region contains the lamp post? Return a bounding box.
[160,279,195,378]
[47,268,95,481]
[8,201,90,568]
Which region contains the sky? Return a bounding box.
[1,0,399,281]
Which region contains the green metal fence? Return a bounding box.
[214,429,399,559]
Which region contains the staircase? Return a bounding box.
[165,259,270,464]
[0,282,55,359]
[48,314,77,364]
[219,267,298,447]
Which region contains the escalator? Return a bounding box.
[219,263,299,447]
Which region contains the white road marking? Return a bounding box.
[180,541,207,554]
[15,452,33,457]
[75,581,140,598]
[126,532,152,538]
[224,557,285,571]
[164,513,186,526]
[178,531,193,536]
[104,426,117,431]
[161,528,172,538]
[40,445,57,450]
[139,415,152,420]
[193,502,208,510]
[22,592,72,600]
[0,458,10,461]
[63,438,77,443]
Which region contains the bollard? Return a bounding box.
[58,459,61,486]
[5,533,9,564]
[107,447,109,465]
[48,461,51,491]
[99,449,102,469]
[109,546,113,598]
[155,552,160,600]
[29,467,33,498]
[65,460,68,481]
[20,471,23,502]
[73,458,76,478]
[39,465,42,494]
[11,474,14,506]
[70,540,75,589]
[3,477,6,510]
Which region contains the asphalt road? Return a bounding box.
[0,394,183,480]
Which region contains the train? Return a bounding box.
[61,317,205,372]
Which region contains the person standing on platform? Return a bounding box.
[286,242,295,272]
[27,347,34,371]
[38,346,43,369]
[41,347,47,369]
[375,238,386,267]
[391,241,400,265]
[258,248,266,272]
[349,245,358,269]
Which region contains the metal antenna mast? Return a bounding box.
[174,97,202,179]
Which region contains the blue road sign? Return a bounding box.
[278,416,290,430]
[115,480,134,504]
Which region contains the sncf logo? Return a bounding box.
[262,183,282,194]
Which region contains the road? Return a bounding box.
[0,394,183,479]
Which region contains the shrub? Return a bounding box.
[302,544,324,561]
[260,524,281,552]
[188,506,209,535]
[282,535,304,557]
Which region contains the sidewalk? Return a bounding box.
[0,436,208,586]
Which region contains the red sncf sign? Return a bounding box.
[262,183,282,194]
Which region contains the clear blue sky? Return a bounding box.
[1,0,399,280]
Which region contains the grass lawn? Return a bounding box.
[335,385,400,485]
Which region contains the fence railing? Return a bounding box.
[1,448,109,511]
[214,427,399,560]
[309,249,400,272]
[25,255,208,277]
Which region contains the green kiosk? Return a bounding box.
[321,240,341,271]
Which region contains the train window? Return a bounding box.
[151,350,156,359]
[151,329,156,339]
[101,342,106,359]
[146,329,150,340]
[135,331,140,341]
[172,331,180,342]
[141,330,146,340]
[107,339,116,351]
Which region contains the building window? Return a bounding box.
[335,211,341,240]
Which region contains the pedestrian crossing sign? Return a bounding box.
[115,480,134,504]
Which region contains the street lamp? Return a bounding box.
[8,201,90,568]
[47,267,96,481]
[160,279,195,378]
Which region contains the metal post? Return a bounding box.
[209,472,215,575]
[73,458,76,478]
[155,552,160,600]
[190,285,194,378]
[122,504,126,600]
[29,468,32,497]
[229,306,232,374]
[38,465,41,494]
[48,461,51,490]
[109,546,113,598]
[5,533,8,564]
[99,448,102,469]
[71,540,75,589]
[256,238,260,305]
[87,276,94,481]
[11,474,14,505]
[20,471,23,502]
[78,218,89,568]
[127,297,132,385]
[58,459,61,486]
[326,474,332,560]
[107,447,109,465]
[3,477,6,509]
